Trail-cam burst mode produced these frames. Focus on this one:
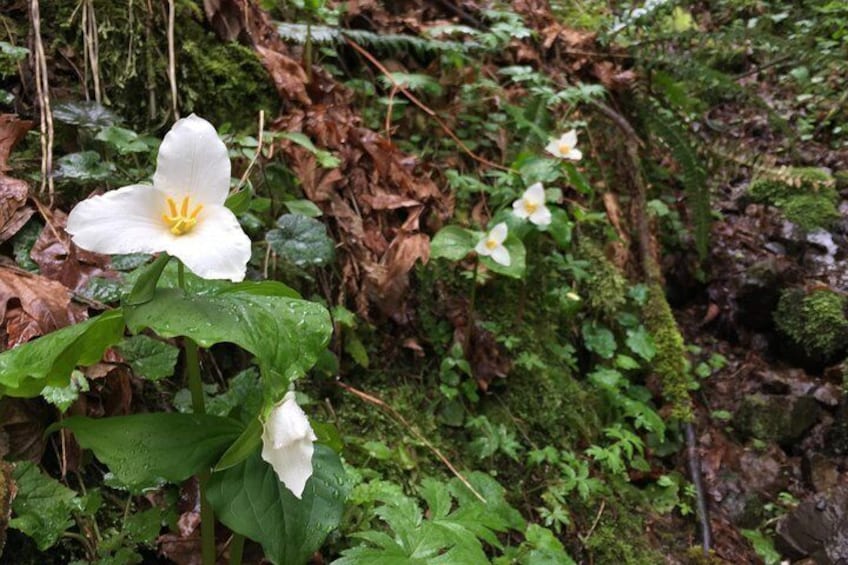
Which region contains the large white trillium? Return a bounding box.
[260,391,317,499]
[512,182,552,226]
[66,114,251,282]
[545,129,583,161]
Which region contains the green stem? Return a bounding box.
[464,258,479,354]
[229,533,245,565]
[180,261,215,565]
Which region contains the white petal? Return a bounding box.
[512,199,530,219]
[524,182,545,204]
[474,239,492,257]
[490,222,508,244]
[544,139,561,157]
[567,148,583,161]
[66,184,169,254]
[562,129,578,147]
[530,205,552,226]
[153,114,230,206]
[490,244,511,267]
[163,205,251,281]
[261,392,317,499]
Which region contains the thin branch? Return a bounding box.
[344,38,512,172]
[30,0,54,204]
[335,380,487,503]
[167,0,179,119]
[236,110,265,192]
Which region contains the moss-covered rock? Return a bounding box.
[575,239,628,320]
[733,393,820,445]
[774,287,848,363]
[747,167,838,231]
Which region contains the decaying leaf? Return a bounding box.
[0,175,33,245]
[0,264,87,348]
[0,114,32,171]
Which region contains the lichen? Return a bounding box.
[774,287,848,361]
[643,284,693,421]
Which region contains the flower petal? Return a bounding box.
[567,148,583,161]
[153,114,230,205]
[163,205,251,282]
[562,129,578,147]
[490,222,508,244]
[524,182,545,205]
[475,237,492,256]
[529,205,552,226]
[512,199,530,219]
[490,244,511,266]
[66,184,169,255]
[544,139,561,157]
[261,392,317,499]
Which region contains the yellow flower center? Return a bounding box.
[162,195,203,236]
[485,238,499,250]
[558,142,572,155]
[524,200,539,214]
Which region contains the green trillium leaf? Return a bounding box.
[266,214,336,268]
[430,225,475,261]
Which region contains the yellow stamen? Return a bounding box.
[485,238,499,250]
[162,195,203,236]
[558,142,572,155]
[524,200,539,214]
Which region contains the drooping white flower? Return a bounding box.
[260,391,317,499]
[66,114,251,282]
[512,182,552,226]
[474,222,511,267]
[544,129,583,161]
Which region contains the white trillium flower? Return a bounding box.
[474,222,511,267]
[512,182,552,226]
[545,129,583,161]
[260,391,317,499]
[66,114,251,282]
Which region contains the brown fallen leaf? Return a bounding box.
[0,174,33,244]
[0,263,87,348]
[0,398,51,462]
[0,114,32,171]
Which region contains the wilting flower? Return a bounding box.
[512,182,552,226]
[545,129,583,161]
[475,222,511,267]
[261,391,317,499]
[66,114,251,282]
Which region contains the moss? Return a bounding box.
[747,167,838,230]
[580,501,665,564]
[643,284,692,420]
[575,239,628,320]
[774,287,848,360]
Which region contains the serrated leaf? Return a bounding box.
[626,326,656,361]
[116,335,179,381]
[0,310,125,397]
[207,447,350,565]
[10,462,81,550]
[55,414,242,492]
[266,214,335,268]
[41,370,89,412]
[581,321,616,359]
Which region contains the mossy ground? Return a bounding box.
[774,287,848,362]
[747,167,838,230]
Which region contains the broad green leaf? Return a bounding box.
[581,321,616,359]
[54,151,116,181]
[125,253,171,305]
[124,289,331,395]
[481,234,526,279]
[10,462,82,550]
[55,414,242,492]
[79,276,123,304]
[545,208,573,248]
[41,370,89,413]
[207,446,350,565]
[281,132,340,168]
[95,126,152,154]
[430,226,475,261]
[266,214,335,268]
[205,368,263,421]
[116,335,179,381]
[284,199,323,217]
[625,326,656,361]
[563,162,593,196]
[0,310,125,397]
[522,524,577,565]
[52,100,118,128]
[225,189,252,215]
[214,417,262,471]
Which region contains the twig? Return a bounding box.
[236,110,265,192]
[335,380,487,503]
[344,38,512,172]
[686,422,712,553]
[30,0,55,204]
[167,0,179,119]
[578,499,606,544]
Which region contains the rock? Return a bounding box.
[803,452,841,493]
[734,393,820,446]
[776,485,848,563]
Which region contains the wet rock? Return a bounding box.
[804,452,841,493]
[735,258,793,331]
[734,393,820,446]
[722,490,766,529]
[825,403,848,456]
[776,485,848,563]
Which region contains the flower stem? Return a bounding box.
[464,258,479,354]
[229,533,245,565]
[179,260,215,565]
